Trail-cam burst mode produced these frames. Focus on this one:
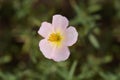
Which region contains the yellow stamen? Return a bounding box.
[48,33,62,46]
[48,33,61,42]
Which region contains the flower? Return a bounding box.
[38,14,78,62]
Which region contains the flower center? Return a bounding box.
[48,33,61,42]
[48,33,62,46]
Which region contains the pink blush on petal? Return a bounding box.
[38,22,53,38]
[51,46,70,62]
[65,26,78,46]
[39,39,53,59]
[52,15,69,30]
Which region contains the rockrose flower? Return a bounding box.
[38,14,78,62]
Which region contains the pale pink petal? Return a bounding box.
[52,15,69,30]
[65,26,78,46]
[52,47,70,62]
[39,39,53,59]
[38,22,53,38]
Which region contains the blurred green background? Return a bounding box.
[0,0,120,80]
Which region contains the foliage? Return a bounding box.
[0,0,120,80]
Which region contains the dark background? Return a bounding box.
[0,0,120,80]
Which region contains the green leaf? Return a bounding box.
[0,55,11,64]
[88,4,101,13]
[88,34,100,49]
[68,61,77,80]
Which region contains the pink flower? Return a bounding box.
[38,14,78,62]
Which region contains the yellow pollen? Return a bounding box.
[48,33,61,42]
